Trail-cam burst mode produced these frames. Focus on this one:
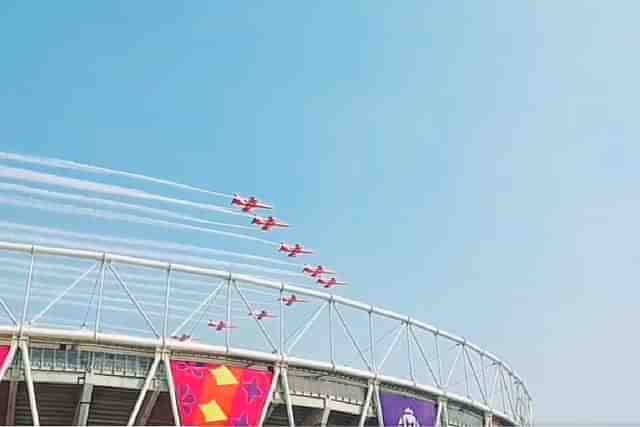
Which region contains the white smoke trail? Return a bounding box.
[0,220,299,267]
[0,254,298,306]
[0,194,277,246]
[0,229,303,280]
[0,181,255,231]
[0,253,296,303]
[0,261,281,307]
[0,151,234,199]
[0,166,250,217]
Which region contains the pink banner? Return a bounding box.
[0,345,10,374]
[170,359,274,426]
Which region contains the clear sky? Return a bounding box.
[1,1,639,423]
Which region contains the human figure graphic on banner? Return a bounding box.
[398,407,420,427]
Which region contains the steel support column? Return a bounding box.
[280,367,295,427]
[162,353,181,426]
[406,323,415,383]
[368,310,375,370]
[258,366,280,427]
[162,265,172,346]
[373,382,384,427]
[484,411,493,427]
[94,257,107,340]
[328,301,334,366]
[127,352,161,426]
[279,286,285,354]
[19,250,35,336]
[73,380,94,426]
[19,340,39,426]
[321,397,331,427]
[358,382,374,427]
[435,397,447,427]
[138,390,160,427]
[225,279,231,352]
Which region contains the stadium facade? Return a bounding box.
[0,241,532,426]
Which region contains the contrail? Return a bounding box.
[0,220,299,267]
[0,263,279,314]
[0,166,250,218]
[0,228,302,278]
[0,255,287,303]
[0,194,277,246]
[0,181,255,231]
[0,151,234,199]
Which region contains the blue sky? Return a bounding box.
[1,1,639,423]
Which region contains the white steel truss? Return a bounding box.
[0,241,533,427]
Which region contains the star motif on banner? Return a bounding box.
[243,378,263,403]
[233,413,249,427]
[178,384,197,416]
[198,400,227,423]
[210,365,238,385]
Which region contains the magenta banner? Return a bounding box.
[380,390,437,427]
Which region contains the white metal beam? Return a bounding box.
[286,301,328,354]
[127,352,161,426]
[73,381,94,426]
[334,304,371,371]
[373,382,384,427]
[0,240,533,426]
[171,281,223,337]
[258,366,280,427]
[358,382,374,427]
[233,281,277,352]
[409,326,441,389]
[162,353,181,426]
[18,250,35,336]
[0,240,532,398]
[378,324,403,371]
[138,389,160,427]
[281,367,295,427]
[30,263,97,324]
[19,340,39,426]
[109,264,159,337]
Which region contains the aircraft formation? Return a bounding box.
[191,194,351,333]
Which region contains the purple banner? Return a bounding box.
[380,391,437,427]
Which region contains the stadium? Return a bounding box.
[0,154,533,426]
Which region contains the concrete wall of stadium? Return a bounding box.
[0,337,514,427]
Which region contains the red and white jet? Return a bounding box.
[250,309,277,320]
[279,242,314,257]
[208,320,238,331]
[303,265,335,278]
[251,216,289,231]
[231,194,273,213]
[280,294,306,306]
[317,277,349,289]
